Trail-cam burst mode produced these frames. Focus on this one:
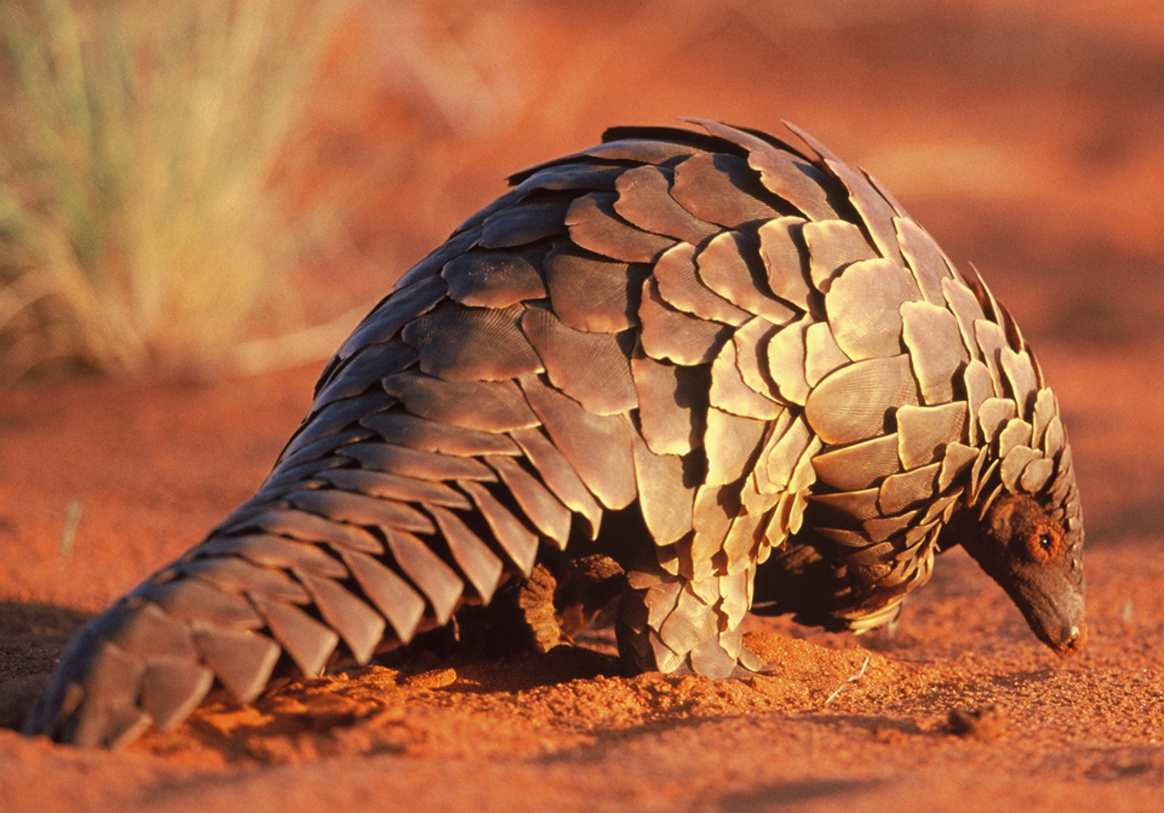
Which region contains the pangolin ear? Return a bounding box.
[985,497,1015,544]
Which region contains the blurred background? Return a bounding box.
[2,0,1163,610]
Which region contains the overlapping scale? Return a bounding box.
[978,398,1018,444]
[805,355,918,446]
[1000,446,1044,493]
[251,595,340,677]
[337,443,496,487]
[487,454,572,548]
[508,426,602,538]
[761,413,814,495]
[756,216,814,311]
[1031,388,1057,446]
[639,276,732,365]
[297,570,386,664]
[543,245,649,333]
[390,228,481,291]
[381,374,539,433]
[402,301,542,382]
[282,386,397,457]
[878,463,941,515]
[733,316,781,400]
[784,121,905,267]
[1019,457,1055,494]
[519,374,637,510]
[690,482,738,568]
[441,247,548,308]
[521,307,637,415]
[632,435,697,547]
[704,407,768,486]
[962,360,995,447]
[710,340,783,420]
[383,528,462,624]
[178,556,310,604]
[631,352,709,456]
[825,258,915,360]
[336,275,448,360]
[671,152,783,228]
[802,219,877,291]
[360,411,521,457]
[313,341,418,406]
[765,317,811,405]
[715,124,838,221]
[244,506,382,554]
[974,320,1010,394]
[697,231,798,324]
[901,301,968,405]
[810,487,882,522]
[939,442,980,491]
[812,433,902,492]
[109,602,197,661]
[942,275,987,359]
[1000,347,1038,414]
[428,506,504,603]
[896,402,968,470]
[803,322,849,387]
[613,165,719,244]
[317,469,472,510]
[480,196,572,248]
[565,192,676,262]
[895,217,954,305]
[583,136,708,166]
[507,162,622,198]
[339,548,426,643]
[654,242,751,325]
[460,480,541,573]
[196,533,349,578]
[193,626,279,703]
[287,488,435,536]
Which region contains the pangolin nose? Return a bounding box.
[1060,623,1088,654]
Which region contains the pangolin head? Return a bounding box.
[955,437,1086,655]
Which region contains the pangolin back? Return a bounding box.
[25,119,1085,747]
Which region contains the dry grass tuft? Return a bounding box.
[0,0,352,380]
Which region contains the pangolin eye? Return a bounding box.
[1025,527,1061,563]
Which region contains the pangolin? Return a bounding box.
[25,119,1085,747]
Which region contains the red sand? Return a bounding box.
[3,2,1164,811]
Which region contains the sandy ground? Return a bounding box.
[4,1,1164,811]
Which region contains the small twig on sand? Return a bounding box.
[824,655,870,705]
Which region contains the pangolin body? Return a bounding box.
[26,119,1085,747]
